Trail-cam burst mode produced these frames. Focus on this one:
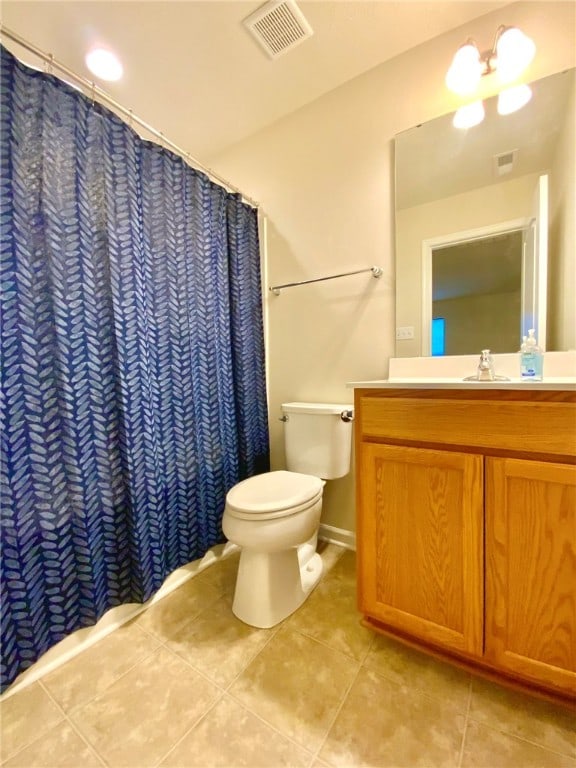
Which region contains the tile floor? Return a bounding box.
[1,544,575,768]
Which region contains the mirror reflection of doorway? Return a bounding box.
[432,230,523,355]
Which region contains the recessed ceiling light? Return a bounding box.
[85,48,123,81]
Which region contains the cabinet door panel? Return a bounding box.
[357,443,483,655]
[485,458,576,695]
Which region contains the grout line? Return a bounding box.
[37,678,68,716]
[456,676,473,768]
[144,600,284,696]
[212,690,317,766]
[310,653,365,766]
[216,620,286,693]
[61,714,108,767]
[47,642,164,718]
[158,643,229,696]
[463,712,576,760]
[0,682,67,764]
[1,681,107,768]
[357,622,378,666]
[358,636,473,720]
[287,618,372,666]
[152,690,228,768]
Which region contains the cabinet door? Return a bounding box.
[357,443,483,655]
[485,458,576,695]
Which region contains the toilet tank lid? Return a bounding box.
[281,402,353,415]
[226,470,323,513]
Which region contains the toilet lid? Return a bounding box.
[225,470,323,515]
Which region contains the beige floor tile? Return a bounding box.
[195,552,240,599]
[363,633,472,711]
[319,666,465,768]
[286,563,373,662]
[136,573,223,641]
[42,621,161,712]
[0,681,65,762]
[69,646,221,768]
[163,595,275,686]
[2,719,103,768]
[461,720,576,768]
[321,549,356,584]
[228,625,359,752]
[160,694,311,767]
[317,542,347,575]
[469,678,576,758]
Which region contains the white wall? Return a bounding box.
[211,2,576,536]
[549,69,576,351]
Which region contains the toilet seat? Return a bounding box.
[225,470,323,521]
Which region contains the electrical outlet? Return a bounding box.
[395,326,415,340]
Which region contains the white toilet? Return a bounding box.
[222,402,353,628]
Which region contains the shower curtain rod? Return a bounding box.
[269,265,383,295]
[0,25,259,209]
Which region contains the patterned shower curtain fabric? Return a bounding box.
[0,45,269,692]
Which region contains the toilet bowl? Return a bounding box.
[222,402,353,628]
[222,470,325,628]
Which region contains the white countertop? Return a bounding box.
[347,378,576,391]
[348,352,576,391]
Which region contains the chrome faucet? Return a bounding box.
[477,349,495,381]
[463,350,510,382]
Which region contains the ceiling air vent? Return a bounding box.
[494,149,518,176]
[243,0,313,59]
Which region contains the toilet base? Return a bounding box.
[231,548,323,629]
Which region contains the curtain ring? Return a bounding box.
[90,82,96,105]
[128,109,134,129]
[44,53,54,75]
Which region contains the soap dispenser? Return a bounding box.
[520,329,543,381]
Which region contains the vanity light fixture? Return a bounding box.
[85,47,123,81]
[446,25,535,95]
[447,25,535,129]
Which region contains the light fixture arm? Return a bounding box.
[481,25,508,76]
[491,24,508,54]
[473,25,509,78]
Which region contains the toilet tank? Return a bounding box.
[282,402,353,480]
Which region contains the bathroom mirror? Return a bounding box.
[394,67,575,357]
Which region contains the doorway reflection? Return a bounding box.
[431,230,523,355]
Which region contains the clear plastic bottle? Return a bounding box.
[520,329,543,381]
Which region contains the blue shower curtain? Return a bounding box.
[0,46,269,692]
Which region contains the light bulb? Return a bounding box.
[85,48,123,81]
[497,84,532,115]
[496,27,535,83]
[453,101,485,129]
[446,42,482,95]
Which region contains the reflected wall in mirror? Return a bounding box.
[394,68,575,358]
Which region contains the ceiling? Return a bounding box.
[1,1,507,163]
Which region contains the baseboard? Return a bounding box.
[318,523,356,551]
[1,542,239,700]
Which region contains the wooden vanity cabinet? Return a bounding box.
[359,442,484,655]
[485,457,576,693]
[355,388,576,704]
